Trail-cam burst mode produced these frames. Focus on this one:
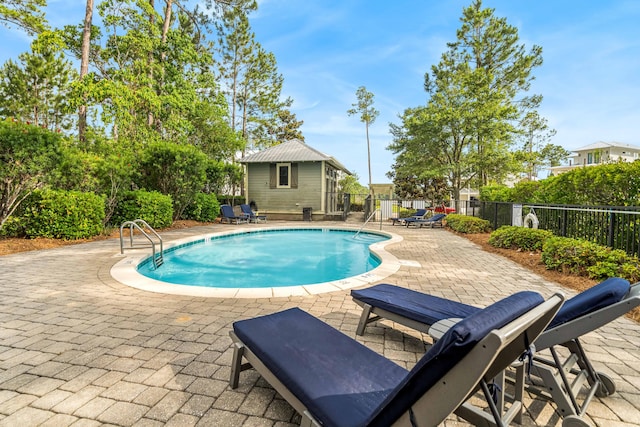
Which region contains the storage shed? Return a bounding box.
[237,139,351,220]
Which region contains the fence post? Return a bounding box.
[608,211,616,247]
[562,210,568,237]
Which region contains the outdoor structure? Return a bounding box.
[237,139,351,220]
[371,183,395,199]
[549,141,640,175]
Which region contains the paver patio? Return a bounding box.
[0,221,639,426]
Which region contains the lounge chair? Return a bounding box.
[351,278,640,425]
[240,203,267,223]
[390,208,427,226]
[229,292,563,427]
[407,213,447,228]
[220,204,248,224]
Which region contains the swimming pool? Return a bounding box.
[138,228,386,288]
[111,226,403,298]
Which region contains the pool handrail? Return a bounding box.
[119,219,164,269]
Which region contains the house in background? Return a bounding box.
[237,139,351,221]
[549,141,640,175]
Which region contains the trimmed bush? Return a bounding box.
[183,193,220,222]
[138,142,208,220]
[21,190,105,239]
[0,216,25,237]
[445,214,491,234]
[112,191,173,229]
[489,226,553,251]
[542,236,640,282]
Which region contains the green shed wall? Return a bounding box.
[245,162,324,215]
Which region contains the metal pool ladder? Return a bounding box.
[354,209,380,239]
[119,219,164,269]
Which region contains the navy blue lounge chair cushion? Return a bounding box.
[234,292,543,427]
[412,213,447,227]
[548,277,630,328]
[233,308,408,427]
[368,291,544,426]
[352,283,480,325]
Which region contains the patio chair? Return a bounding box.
[407,213,447,228]
[351,278,640,426]
[390,208,428,226]
[240,203,267,223]
[220,204,249,224]
[229,292,563,427]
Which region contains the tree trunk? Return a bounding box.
[78,0,94,143]
[147,0,156,128]
[157,0,172,130]
[365,120,373,195]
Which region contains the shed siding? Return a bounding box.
[246,162,324,213]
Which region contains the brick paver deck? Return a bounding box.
[1,221,638,426]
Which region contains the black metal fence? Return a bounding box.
[465,201,640,258]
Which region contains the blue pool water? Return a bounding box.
[138,228,388,288]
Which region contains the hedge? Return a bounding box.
[542,236,640,282]
[21,190,105,239]
[183,193,221,222]
[112,190,173,229]
[488,226,553,251]
[445,214,491,234]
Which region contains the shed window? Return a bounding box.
[277,163,291,188]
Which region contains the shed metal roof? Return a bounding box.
[238,139,351,174]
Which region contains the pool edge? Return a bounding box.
[110,225,403,298]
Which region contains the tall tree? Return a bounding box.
[515,109,561,180]
[448,0,545,186]
[238,46,290,150]
[0,0,47,35]
[0,45,77,131]
[78,0,94,142]
[270,109,304,142]
[347,86,379,194]
[61,0,234,150]
[216,8,254,135]
[389,0,548,201]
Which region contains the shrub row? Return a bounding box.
[487,225,640,282]
[3,189,221,240]
[111,191,173,229]
[542,237,640,282]
[488,226,553,251]
[20,190,105,239]
[480,160,640,206]
[445,214,491,234]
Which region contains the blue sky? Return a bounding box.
[1,0,639,184]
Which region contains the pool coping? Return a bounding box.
[110,225,403,298]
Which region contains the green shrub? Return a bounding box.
[183,193,220,222]
[445,214,491,234]
[138,142,208,220]
[0,119,64,231]
[21,190,105,239]
[0,216,25,237]
[479,185,512,202]
[112,191,173,229]
[542,236,640,281]
[488,226,553,251]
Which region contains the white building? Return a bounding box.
[549,141,640,175]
